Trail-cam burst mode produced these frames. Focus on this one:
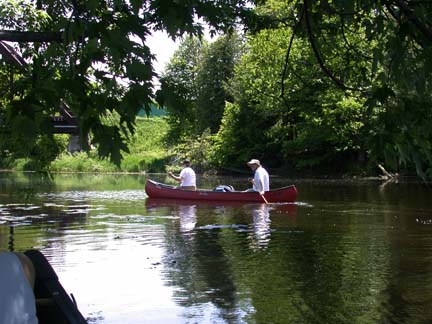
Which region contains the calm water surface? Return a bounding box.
[1,172,432,324]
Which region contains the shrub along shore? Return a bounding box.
[0,116,410,180]
[4,117,173,174]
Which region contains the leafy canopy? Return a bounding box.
[0,0,253,166]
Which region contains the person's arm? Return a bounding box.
[168,171,182,183]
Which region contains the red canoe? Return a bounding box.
[145,179,298,203]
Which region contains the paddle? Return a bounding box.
[260,192,269,204]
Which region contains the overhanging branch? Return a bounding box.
[395,0,432,45]
[280,3,304,107]
[0,30,63,43]
[303,0,359,92]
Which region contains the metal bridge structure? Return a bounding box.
[0,40,78,135]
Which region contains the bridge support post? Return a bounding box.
[67,135,82,153]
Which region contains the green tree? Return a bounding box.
[157,33,244,140]
[0,0,253,167]
[214,23,367,170]
[214,0,432,177]
[195,33,244,133]
[156,36,205,141]
[214,27,299,168]
[271,0,432,176]
[4,0,429,177]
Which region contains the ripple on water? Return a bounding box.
[195,224,249,231]
[40,190,147,201]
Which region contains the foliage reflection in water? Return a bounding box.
[1,173,432,323]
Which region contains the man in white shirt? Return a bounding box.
[168,159,197,190]
[247,159,269,195]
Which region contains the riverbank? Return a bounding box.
[2,117,173,174]
[0,116,420,180]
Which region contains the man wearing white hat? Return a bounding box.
[247,159,269,195]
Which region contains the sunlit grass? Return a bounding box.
[49,116,172,173]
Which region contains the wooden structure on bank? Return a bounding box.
[0,40,78,135]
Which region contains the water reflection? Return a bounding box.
[249,204,271,250]
[178,205,197,233]
[146,199,197,233]
[0,201,89,227]
[149,201,241,323]
[1,173,432,324]
[144,198,299,323]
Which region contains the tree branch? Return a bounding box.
[384,1,427,47]
[0,30,62,43]
[280,3,304,106]
[394,0,432,44]
[303,0,359,91]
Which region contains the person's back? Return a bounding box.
[180,166,196,187]
[0,252,38,324]
[255,166,270,192]
[168,159,197,190]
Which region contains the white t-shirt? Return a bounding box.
[179,167,196,187]
[0,252,38,324]
[253,166,270,192]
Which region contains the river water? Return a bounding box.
[0,172,431,324]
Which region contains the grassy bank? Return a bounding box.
[3,115,391,178]
[10,117,173,173]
